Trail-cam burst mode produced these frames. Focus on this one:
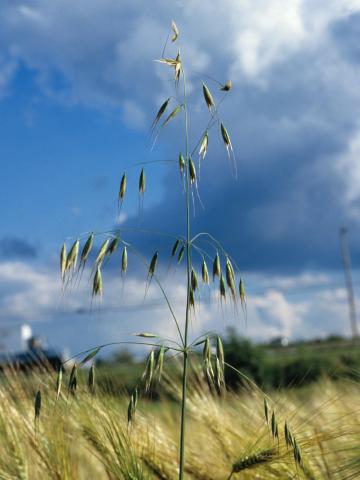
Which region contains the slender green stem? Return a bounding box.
[179,64,191,480]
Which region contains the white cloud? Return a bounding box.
[0,260,356,354]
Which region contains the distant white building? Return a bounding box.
[0,323,33,353]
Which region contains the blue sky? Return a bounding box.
[1,0,360,356]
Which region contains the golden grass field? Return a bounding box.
[0,364,359,480]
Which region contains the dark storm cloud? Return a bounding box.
[120,12,360,273]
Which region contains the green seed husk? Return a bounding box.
[202,259,209,284]
[88,363,95,395]
[66,239,80,271]
[189,288,195,308]
[216,336,224,372]
[171,20,179,42]
[80,234,94,266]
[95,239,109,265]
[213,252,221,280]
[239,278,246,310]
[139,168,146,195]
[202,82,215,110]
[155,345,166,383]
[225,258,236,298]
[177,244,185,264]
[199,131,209,159]
[148,251,158,277]
[68,363,77,395]
[92,267,103,297]
[56,366,62,401]
[271,411,278,439]
[220,122,233,156]
[189,157,196,185]
[220,79,232,91]
[80,347,101,365]
[161,105,182,127]
[127,386,138,424]
[179,153,185,175]
[143,350,155,393]
[60,243,67,284]
[171,239,180,257]
[121,246,128,275]
[191,268,199,292]
[107,237,119,256]
[219,273,226,300]
[151,98,170,132]
[34,390,41,421]
[119,173,127,201]
[264,398,269,424]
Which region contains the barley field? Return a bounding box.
[1,365,359,480]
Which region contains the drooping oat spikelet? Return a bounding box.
[220,122,233,157]
[151,98,171,133]
[271,411,279,440]
[34,390,41,422]
[68,363,77,395]
[88,363,95,395]
[177,244,185,264]
[213,252,221,280]
[239,278,246,313]
[92,266,103,298]
[216,336,225,373]
[202,259,209,284]
[146,251,158,290]
[155,345,166,383]
[189,288,195,308]
[121,245,128,275]
[56,365,62,401]
[171,20,179,42]
[60,243,67,285]
[80,233,94,268]
[220,80,232,91]
[127,386,138,424]
[199,131,209,160]
[157,55,182,82]
[202,337,214,386]
[171,239,180,257]
[66,239,80,272]
[142,350,155,393]
[264,398,269,424]
[95,239,110,265]
[231,448,276,474]
[80,347,101,365]
[225,258,236,300]
[191,268,198,292]
[179,153,185,176]
[189,157,197,185]
[202,82,215,110]
[161,105,182,128]
[219,274,226,300]
[107,237,119,256]
[119,172,127,202]
[284,421,294,448]
[139,168,146,195]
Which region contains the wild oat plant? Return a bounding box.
[57,20,245,479]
